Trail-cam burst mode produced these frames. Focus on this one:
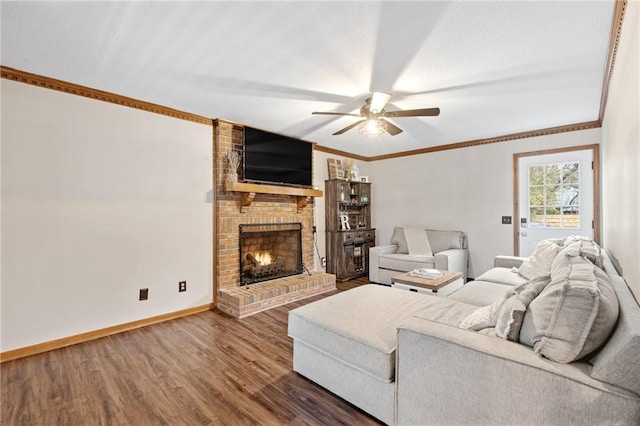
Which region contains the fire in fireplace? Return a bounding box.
[239,223,303,286]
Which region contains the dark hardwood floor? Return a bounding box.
[1,277,381,425]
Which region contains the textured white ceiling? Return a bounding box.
[1,1,616,157]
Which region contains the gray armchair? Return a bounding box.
[369,227,468,284]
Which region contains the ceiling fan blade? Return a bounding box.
[385,107,440,117]
[312,111,362,117]
[380,118,403,136]
[333,120,366,135]
[369,92,392,113]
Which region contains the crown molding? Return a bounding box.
[312,144,370,161]
[315,120,601,162]
[599,0,627,122]
[1,66,211,126]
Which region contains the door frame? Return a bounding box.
[513,144,600,255]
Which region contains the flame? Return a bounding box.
[254,251,272,266]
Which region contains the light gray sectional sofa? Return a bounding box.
[288,238,640,425]
[369,227,468,284]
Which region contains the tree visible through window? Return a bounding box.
[528,162,580,228]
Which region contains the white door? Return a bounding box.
[517,149,594,257]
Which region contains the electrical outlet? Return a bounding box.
[502,216,512,224]
[139,288,149,301]
[321,257,326,268]
[178,281,187,292]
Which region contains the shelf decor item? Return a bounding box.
[226,149,241,183]
[342,158,360,181]
[327,158,342,180]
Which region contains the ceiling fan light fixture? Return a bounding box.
[359,118,387,137]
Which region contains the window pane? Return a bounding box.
[530,207,545,227]
[529,186,544,206]
[529,166,544,186]
[562,207,580,228]
[545,207,561,228]
[545,185,562,205]
[545,164,561,184]
[561,185,579,206]
[563,162,579,183]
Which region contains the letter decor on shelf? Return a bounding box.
[340,214,351,230]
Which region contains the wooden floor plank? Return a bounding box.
[1,278,381,425]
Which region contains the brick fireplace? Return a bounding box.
[213,120,336,318]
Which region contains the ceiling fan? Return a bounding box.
[312,92,440,136]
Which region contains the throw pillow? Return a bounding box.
[495,277,550,341]
[494,296,526,341]
[519,254,619,363]
[518,239,561,280]
[460,277,550,338]
[459,289,515,331]
[390,227,409,254]
[561,237,604,268]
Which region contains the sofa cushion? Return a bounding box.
[519,252,619,363]
[288,285,463,382]
[518,239,561,280]
[474,267,528,287]
[589,260,640,395]
[379,253,435,271]
[447,281,513,307]
[410,299,479,327]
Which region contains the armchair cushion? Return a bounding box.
[378,253,434,271]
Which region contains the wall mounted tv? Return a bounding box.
[243,126,313,188]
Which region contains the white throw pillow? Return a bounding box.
[518,239,561,280]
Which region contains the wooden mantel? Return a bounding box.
[225,181,323,213]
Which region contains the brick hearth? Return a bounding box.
[213,120,335,317]
[218,272,336,318]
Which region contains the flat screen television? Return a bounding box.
[243,126,313,188]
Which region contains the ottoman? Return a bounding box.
[288,284,476,424]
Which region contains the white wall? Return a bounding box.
[367,129,601,278]
[1,80,213,352]
[602,0,640,300]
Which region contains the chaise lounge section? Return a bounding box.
[288,238,640,425]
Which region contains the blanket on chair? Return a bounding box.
[403,227,433,256]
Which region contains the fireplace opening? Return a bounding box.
[239,223,303,286]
